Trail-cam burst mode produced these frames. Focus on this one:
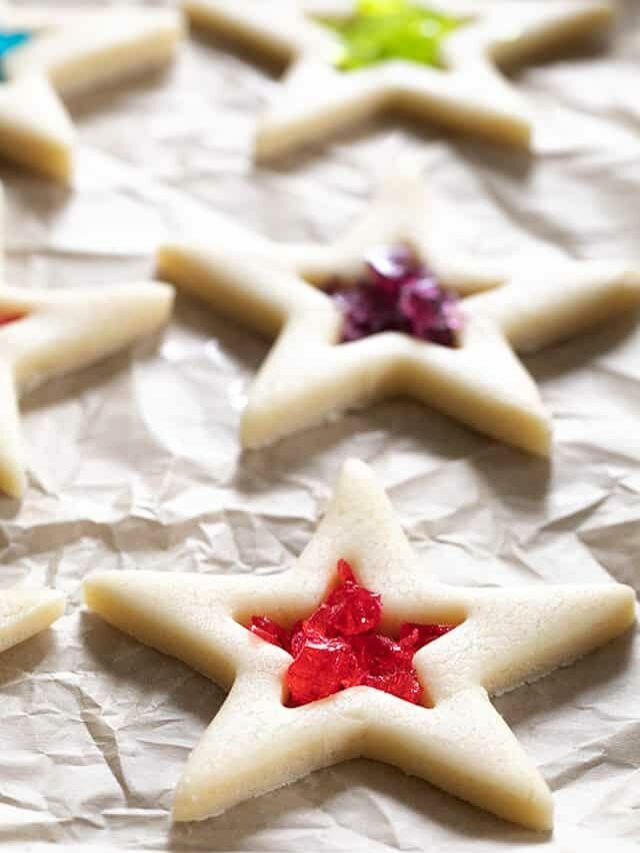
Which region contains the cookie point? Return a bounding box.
[239,408,269,449]
[109,281,175,330]
[18,139,74,185]
[253,124,286,163]
[513,120,532,150]
[171,793,194,823]
[83,571,118,607]
[173,777,210,823]
[341,458,373,480]
[0,586,66,655]
[149,280,177,312]
[337,459,382,497]
[0,464,26,500]
[531,423,552,458]
[155,244,180,280]
[30,587,66,626]
[82,578,99,609]
[525,786,554,832]
[48,144,74,184]
[510,410,552,457]
[611,584,637,632]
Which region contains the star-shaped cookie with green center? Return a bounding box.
[184,0,613,157]
[84,459,635,829]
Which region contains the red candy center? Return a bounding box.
[0,313,24,327]
[249,559,455,707]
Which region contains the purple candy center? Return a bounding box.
[328,245,462,346]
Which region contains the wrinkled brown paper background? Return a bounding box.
[1,0,639,849]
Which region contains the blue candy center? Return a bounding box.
[0,32,31,81]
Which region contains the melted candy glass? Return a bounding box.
[0,312,24,327]
[0,32,31,81]
[328,243,463,346]
[250,559,456,706]
[318,0,464,72]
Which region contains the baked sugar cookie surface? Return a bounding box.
[2,0,640,851]
[0,2,183,179]
[184,0,614,157]
[84,459,635,829]
[157,164,640,456]
[0,584,64,653]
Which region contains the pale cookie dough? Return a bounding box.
[1,5,184,98]
[0,585,64,654]
[0,192,174,497]
[0,4,184,180]
[84,459,636,829]
[156,166,640,456]
[184,0,614,158]
[0,74,73,182]
[0,282,175,498]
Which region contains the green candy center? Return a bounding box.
[317,0,464,72]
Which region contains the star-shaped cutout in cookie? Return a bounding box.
[0,198,174,497]
[0,584,64,654]
[185,0,613,158]
[157,166,640,456]
[0,3,183,180]
[84,459,635,829]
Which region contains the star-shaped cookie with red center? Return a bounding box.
[0,281,175,498]
[84,459,635,829]
[0,189,175,497]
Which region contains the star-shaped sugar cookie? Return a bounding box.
[0,3,183,180]
[0,584,64,654]
[0,194,174,497]
[84,459,636,829]
[156,167,640,456]
[0,281,174,497]
[184,0,613,158]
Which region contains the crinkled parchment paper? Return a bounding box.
[0,0,639,850]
